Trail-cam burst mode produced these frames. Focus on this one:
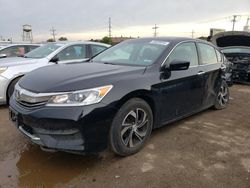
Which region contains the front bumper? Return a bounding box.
[0,75,8,104]
[9,97,117,154]
[232,69,250,84]
[232,62,250,84]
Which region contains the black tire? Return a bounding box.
[7,78,20,103]
[214,81,229,110]
[109,98,153,156]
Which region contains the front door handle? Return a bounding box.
[197,71,205,75]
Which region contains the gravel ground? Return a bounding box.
[0,85,250,188]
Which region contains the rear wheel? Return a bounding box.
[214,81,229,110]
[109,98,153,156]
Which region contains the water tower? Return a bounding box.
[22,24,33,43]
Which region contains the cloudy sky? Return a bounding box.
[0,0,249,42]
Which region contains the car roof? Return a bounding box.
[48,41,111,47]
[138,37,193,42]
[126,37,214,46]
[0,43,41,48]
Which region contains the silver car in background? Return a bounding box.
[0,43,40,58]
[0,41,110,104]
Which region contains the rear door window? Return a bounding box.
[215,49,223,63]
[166,42,199,67]
[0,46,26,57]
[197,43,218,65]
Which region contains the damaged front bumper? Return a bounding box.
[232,62,250,84]
[9,96,117,154]
[9,105,86,153]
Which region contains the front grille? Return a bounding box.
[236,63,248,70]
[17,100,47,108]
[21,124,34,135]
[14,84,50,108]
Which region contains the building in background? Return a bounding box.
[210,28,226,37]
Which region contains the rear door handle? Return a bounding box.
[197,71,205,75]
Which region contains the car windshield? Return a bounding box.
[93,40,169,66]
[24,43,62,58]
[221,47,250,54]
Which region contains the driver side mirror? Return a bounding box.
[160,60,190,80]
[0,54,7,58]
[169,60,190,71]
[50,56,59,63]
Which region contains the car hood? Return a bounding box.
[19,62,146,93]
[211,31,250,48]
[0,57,40,67]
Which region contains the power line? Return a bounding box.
[50,27,56,41]
[152,24,159,37]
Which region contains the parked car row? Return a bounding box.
[0,41,110,105]
[6,37,230,156]
[0,43,41,58]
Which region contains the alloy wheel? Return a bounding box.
[218,84,229,106]
[121,108,149,148]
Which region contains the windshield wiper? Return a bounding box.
[103,62,116,65]
[23,55,32,58]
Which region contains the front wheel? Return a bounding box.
[7,77,21,104]
[109,98,153,156]
[214,81,229,110]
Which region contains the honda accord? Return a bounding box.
[9,37,229,156]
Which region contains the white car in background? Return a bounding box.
[0,43,40,58]
[0,41,110,104]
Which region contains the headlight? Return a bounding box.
[0,67,7,74]
[47,85,113,106]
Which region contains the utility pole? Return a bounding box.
[108,17,112,38]
[50,27,56,41]
[244,17,250,32]
[231,15,241,31]
[191,30,195,38]
[152,24,159,37]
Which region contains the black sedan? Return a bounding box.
[9,37,229,156]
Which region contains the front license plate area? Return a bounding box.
[9,108,19,127]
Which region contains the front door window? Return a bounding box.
[57,45,87,61]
